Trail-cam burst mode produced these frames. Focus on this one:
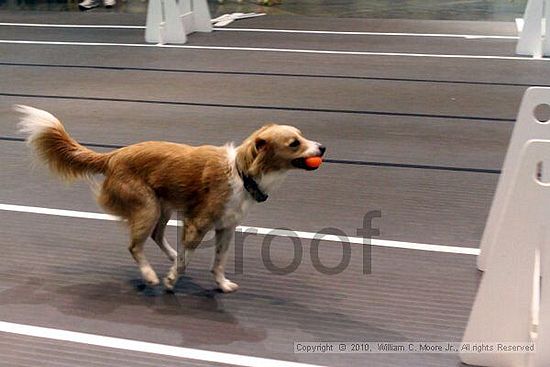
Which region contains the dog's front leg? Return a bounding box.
[212,227,239,293]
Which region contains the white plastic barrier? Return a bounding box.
[478,88,550,271]
[462,88,550,367]
[516,0,550,57]
[145,0,212,44]
[461,139,550,367]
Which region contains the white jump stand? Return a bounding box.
[461,88,550,367]
[145,0,212,45]
[516,0,550,57]
[461,140,550,367]
[478,88,550,272]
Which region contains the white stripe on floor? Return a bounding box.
[0,39,539,62]
[0,22,145,29]
[0,321,325,367]
[218,27,519,40]
[0,203,480,255]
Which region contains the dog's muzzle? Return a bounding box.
[292,144,326,171]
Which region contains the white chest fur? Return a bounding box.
[216,145,287,229]
[217,182,253,229]
[258,170,288,193]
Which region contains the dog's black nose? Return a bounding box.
[319,144,326,156]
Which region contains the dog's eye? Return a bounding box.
[289,139,300,148]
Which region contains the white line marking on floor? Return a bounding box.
[0,22,144,29]
[0,39,539,62]
[0,321,325,367]
[0,203,480,255]
[218,27,519,40]
[0,22,518,40]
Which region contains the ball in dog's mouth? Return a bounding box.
[292,156,323,170]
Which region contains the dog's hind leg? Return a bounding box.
[127,195,162,286]
[151,205,177,262]
[99,175,161,286]
[128,201,161,286]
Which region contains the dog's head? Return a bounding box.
[237,124,326,176]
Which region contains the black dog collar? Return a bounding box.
[239,171,268,203]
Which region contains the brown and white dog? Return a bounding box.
[16,106,325,293]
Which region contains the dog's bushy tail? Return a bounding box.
[16,105,111,180]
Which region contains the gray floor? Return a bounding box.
[0,10,545,367]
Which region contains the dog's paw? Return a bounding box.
[163,274,176,291]
[142,268,160,286]
[218,279,239,293]
[147,278,160,287]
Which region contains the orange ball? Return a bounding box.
[304,156,323,168]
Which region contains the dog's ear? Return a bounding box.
[255,137,267,151]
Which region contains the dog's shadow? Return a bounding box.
[0,273,266,346]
